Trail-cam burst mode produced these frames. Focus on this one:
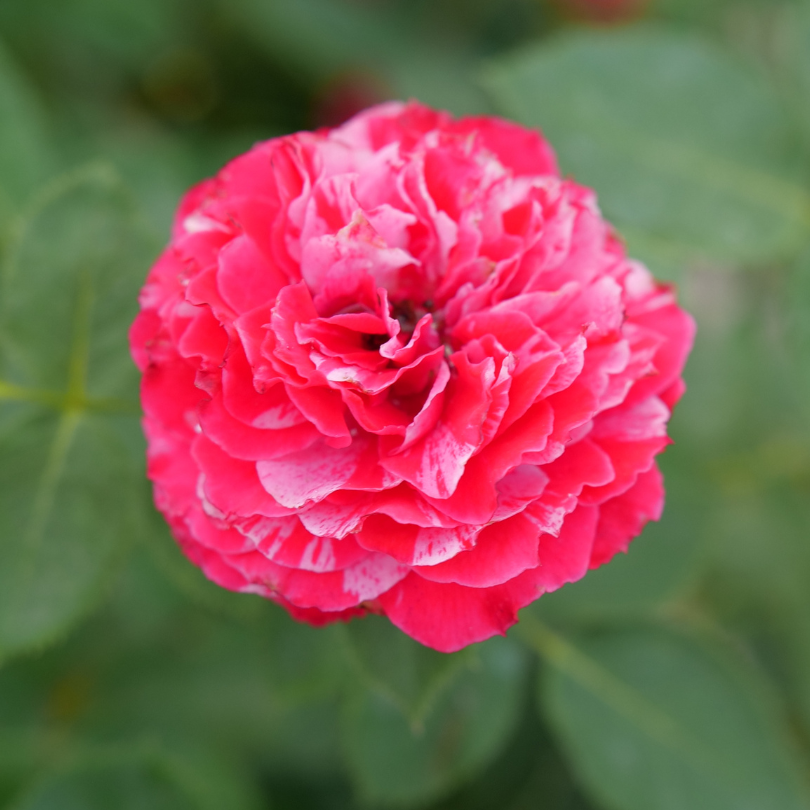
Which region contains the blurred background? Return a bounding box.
[2,0,810,808]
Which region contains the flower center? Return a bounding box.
[390,298,435,335]
[361,332,389,351]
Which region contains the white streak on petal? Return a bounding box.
[411,525,481,566]
[183,213,230,234]
[197,474,226,520]
[300,538,337,572]
[257,441,361,509]
[342,555,408,601]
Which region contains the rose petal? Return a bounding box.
[413,513,540,588]
[534,504,599,592]
[377,570,542,653]
[589,464,664,568]
[257,437,400,509]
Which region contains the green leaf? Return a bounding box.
[773,2,810,140]
[0,165,155,661]
[651,0,769,29]
[140,527,350,703]
[0,542,350,786]
[673,254,810,731]
[221,0,489,115]
[221,0,400,81]
[342,615,472,728]
[427,705,597,810]
[386,51,490,118]
[341,635,527,806]
[0,0,186,76]
[482,27,810,269]
[1,165,155,399]
[10,745,261,810]
[525,618,810,810]
[0,38,55,206]
[13,762,196,810]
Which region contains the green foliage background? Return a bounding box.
[2,0,810,807]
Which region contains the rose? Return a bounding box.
[130,101,694,652]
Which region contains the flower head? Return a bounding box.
[131,101,694,652]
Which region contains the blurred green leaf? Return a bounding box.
[785,246,810,371]
[221,0,489,115]
[675,254,810,733]
[12,760,196,810]
[431,704,597,810]
[143,745,263,810]
[57,561,347,756]
[482,27,810,268]
[773,2,810,140]
[0,165,154,661]
[525,618,810,810]
[0,39,55,207]
[1,164,155,397]
[651,0,777,28]
[93,128,272,242]
[131,537,350,706]
[700,484,810,732]
[10,744,261,810]
[221,0,401,81]
[0,0,186,76]
[342,615,471,727]
[0,545,350,802]
[341,636,527,807]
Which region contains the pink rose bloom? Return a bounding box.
[130,101,694,652]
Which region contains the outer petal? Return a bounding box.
[625,298,696,405]
[412,513,540,587]
[257,437,400,509]
[192,434,295,519]
[534,503,599,592]
[217,234,288,314]
[448,115,559,178]
[140,358,204,438]
[589,464,664,568]
[236,514,370,572]
[199,392,320,461]
[354,515,481,566]
[377,569,543,653]
[225,548,408,612]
